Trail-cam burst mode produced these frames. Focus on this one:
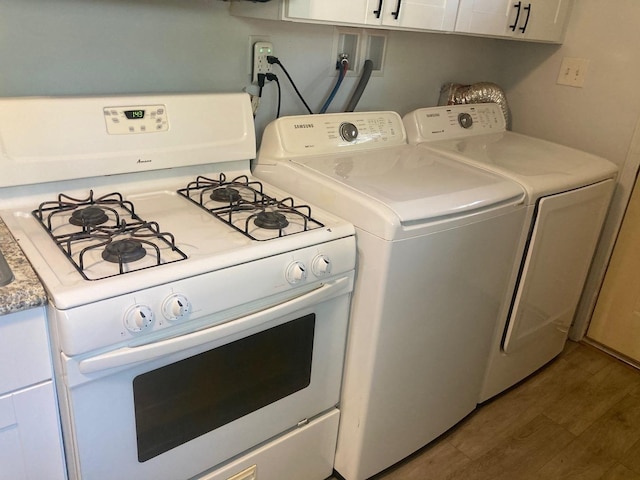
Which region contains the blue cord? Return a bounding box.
[320,61,348,114]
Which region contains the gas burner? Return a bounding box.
[102,239,147,264]
[177,176,324,241]
[253,211,289,230]
[180,174,261,207]
[32,191,187,280]
[70,206,109,227]
[34,190,141,233]
[210,186,242,204]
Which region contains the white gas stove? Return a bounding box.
[0,93,355,480]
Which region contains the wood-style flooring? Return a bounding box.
[330,341,640,480]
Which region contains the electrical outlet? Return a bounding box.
[252,41,273,85]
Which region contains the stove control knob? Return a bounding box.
[458,112,473,129]
[339,122,359,143]
[162,294,191,321]
[312,255,332,277]
[124,305,154,333]
[286,261,308,284]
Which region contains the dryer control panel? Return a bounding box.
[259,111,407,159]
[403,103,506,144]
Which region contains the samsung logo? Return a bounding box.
[294,123,315,129]
[137,159,152,164]
[426,113,440,118]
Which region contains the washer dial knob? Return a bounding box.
[162,294,191,321]
[312,255,332,277]
[458,112,473,129]
[286,261,308,284]
[339,122,359,142]
[124,305,154,333]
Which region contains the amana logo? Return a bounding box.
[137,159,152,164]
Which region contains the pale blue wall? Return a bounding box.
[0,0,519,135]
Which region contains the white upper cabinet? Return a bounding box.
[230,0,572,43]
[454,0,572,42]
[285,0,460,32]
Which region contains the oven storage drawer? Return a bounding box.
[196,409,340,480]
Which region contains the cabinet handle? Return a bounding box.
[373,0,383,18]
[509,1,521,31]
[519,3,531,33]
[392,0,402,20]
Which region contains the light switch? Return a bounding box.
[557,57,590,87]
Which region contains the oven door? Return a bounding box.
[57,276,352,480]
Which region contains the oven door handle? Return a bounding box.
[77,275,352,375]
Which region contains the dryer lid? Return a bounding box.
[420,132,618,202]
[291,145,525,223]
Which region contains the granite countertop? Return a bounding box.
[0,217,47,315]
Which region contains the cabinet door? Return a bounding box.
[0,308,51,395]
[381,0,460,31]
[521,0,571,42]
[455,0,515,36]
[286,0,377,24]
[0,383,66,480]
[286,0,459,31]
[455,0,570,42]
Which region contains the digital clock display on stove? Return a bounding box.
[124,109,145,120]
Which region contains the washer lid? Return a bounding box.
[419,132,618,202]
[291,145,525,223]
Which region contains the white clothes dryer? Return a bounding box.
[404,103,618,402]
[253,111,527,480]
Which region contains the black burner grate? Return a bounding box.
[177,174,324,241]
[32,191,187,280]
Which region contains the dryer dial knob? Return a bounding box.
[458,112,473,129]
[162,294,191,321]
[124,305,154,333]
[286,261,308,284]
[339,122,359,142]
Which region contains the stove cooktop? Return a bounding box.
[30,175,326,282]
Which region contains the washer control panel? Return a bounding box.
[404,103,506,143]
[339,122,359,143]
[264,111,407,157]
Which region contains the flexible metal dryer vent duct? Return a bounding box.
[439,82,511,130]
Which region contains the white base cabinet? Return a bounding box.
[0,308,66,480]
[0,382,66,480]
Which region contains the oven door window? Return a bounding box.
[133,314,315,462]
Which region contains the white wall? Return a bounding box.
[501,1,640,166]
[495,0,640,338]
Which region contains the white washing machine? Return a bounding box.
[404,103,618,402]
[253,111,527,480]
